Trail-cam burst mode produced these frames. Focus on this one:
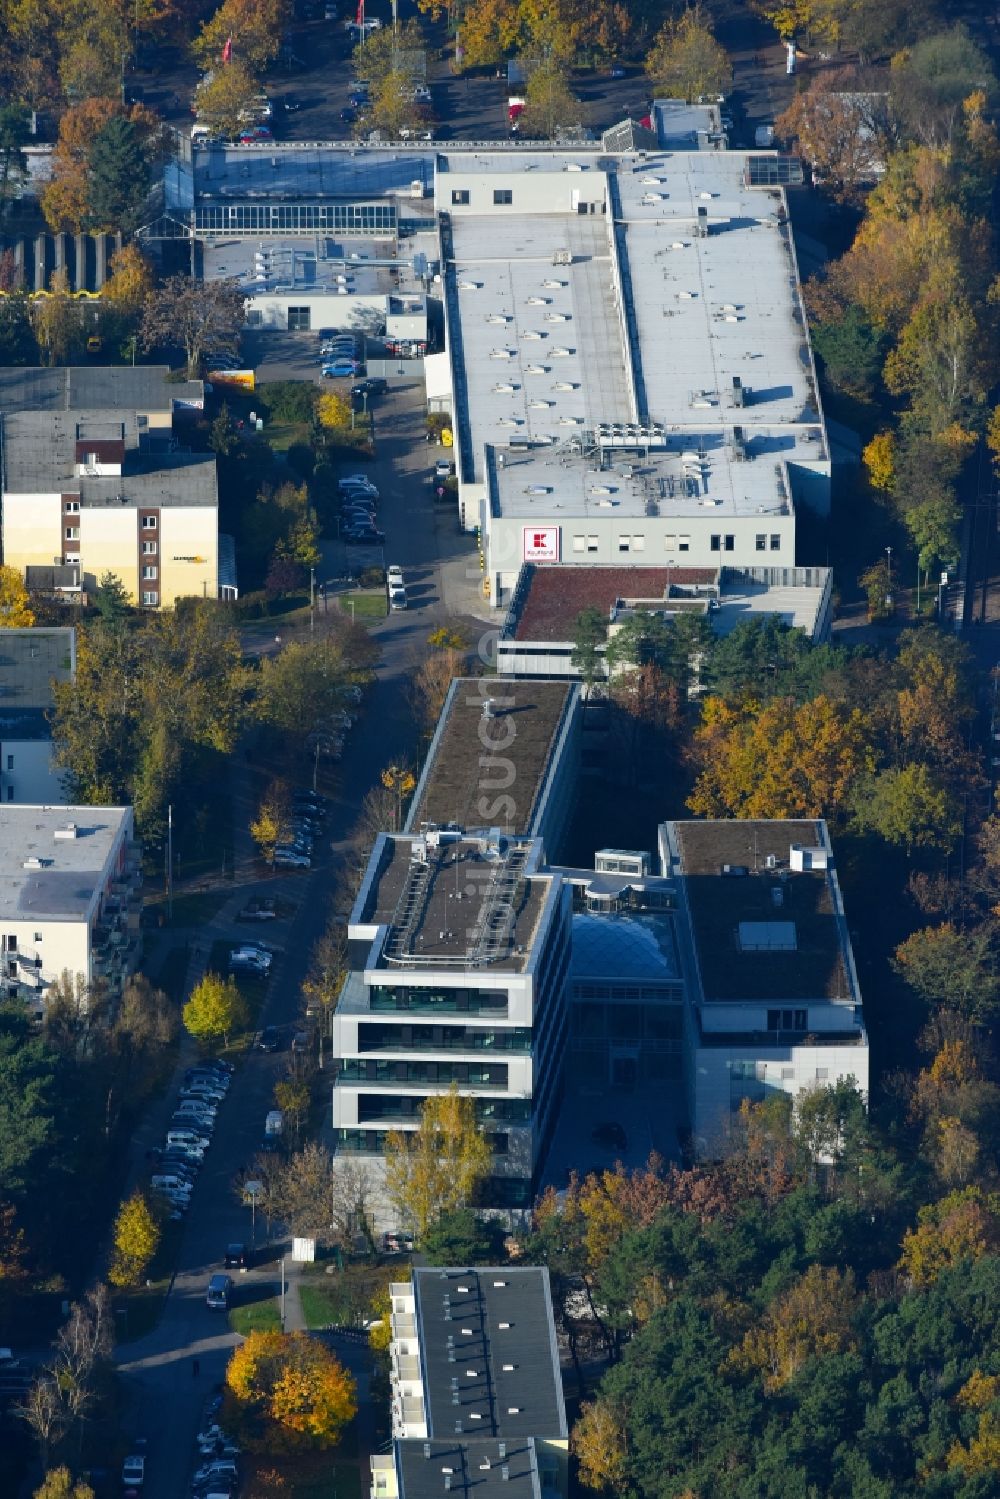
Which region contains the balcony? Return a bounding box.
[336,1062,511,1090]
[357,1025,531,1055]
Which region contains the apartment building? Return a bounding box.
[370,1266,567,1499]
[0,805,141,1015]
[0,627,75,803]
[0,365,229,608]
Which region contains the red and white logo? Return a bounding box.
[523,526,560,562]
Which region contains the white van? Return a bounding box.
[191,123,213,143]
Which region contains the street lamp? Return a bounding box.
[885,546,893,612]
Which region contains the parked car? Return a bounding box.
[175,1098,218,1119]
[166,1128,211,1149]
[435,457,454,480]
[230,945,272,973]
[273,848,311,868]
[257,1025,282,1053]
[339,474,376,491]
[344,526,386,545]
[122,1453,146,1490]
[351,376,387,398]
[238,897,277,921]
[179,1084,224,1107]
[389,586,407,611]
[224,1243,249,1272]
[185,1065,230,1086]
[162,1143,206,1164]
[205,1274,234,1311]
[387,565,404,585]
[151,1173,195,1193]
[322,359,361,378]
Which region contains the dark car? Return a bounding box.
[592,1121,628,1151]
[340,106,356,123]
[257,1025,282,1053]
[344,527,386,545]
[351,377,388,398]
[224,1243,249,1271]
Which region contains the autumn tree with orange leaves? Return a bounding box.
[225,1330,356,1451]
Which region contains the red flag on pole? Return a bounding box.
[222,35,233,63]
[356,0,364,25]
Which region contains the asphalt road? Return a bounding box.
[114,379,486,1499]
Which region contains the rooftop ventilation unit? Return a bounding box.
[552,248,572,265]
[696,205,709,237]
[732,376,745,407]
[54,822,79,840]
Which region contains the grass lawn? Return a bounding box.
[229,1297,282,1335]
[344,590,387,621]
[292,1463,362,1499]
[299,1260,391,1330]
[264,418,312,453]
[113,1218,184,1343]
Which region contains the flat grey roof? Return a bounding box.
[204,234,398,294]
[2,409,217,504]
[490,429,811,520]
[0,806,130,923]
[714,572,829,637]
[0,628,75,740]
[0,366,201,413]
[448,211,631,482]
[413,1267,566,1441]
[396,1439,541,1499]
[408,679,574,837]
[79,456,219,508]
[360,835,548,971]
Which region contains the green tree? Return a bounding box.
[85,116,151,234]
[811,307,885,398]
[571,606,607,686]
[851,764,961,852]
[183,973,248,1048]
[0,102,31,219]
[0,288,39,364]
[645,5,732,104]
[894,923,1000,1022]
[422,1207,507,1266]
[92,571,131,629]
[384,1085,492,1242]
[193,60,263,142]
[108,1190,160,1287]
[889,27,997,149]
[521,63,583,139]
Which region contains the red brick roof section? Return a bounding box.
[513,565,717,641]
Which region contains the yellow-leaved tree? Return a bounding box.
[316,390,351,429]
[898,1187,1000,1288]
[0,565,36,627]
[183,972,248,1048]
[726,1264,859,1392]
[109,1191,160,1288]
[572,1397,629,1493]
[384,1084,491,1242]
[226,1329,356,1451]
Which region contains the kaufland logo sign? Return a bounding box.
[523,526,560,561]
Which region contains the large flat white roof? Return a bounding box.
[449,211,631,481]
[613,155,822,436]
[441,148,827,519]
